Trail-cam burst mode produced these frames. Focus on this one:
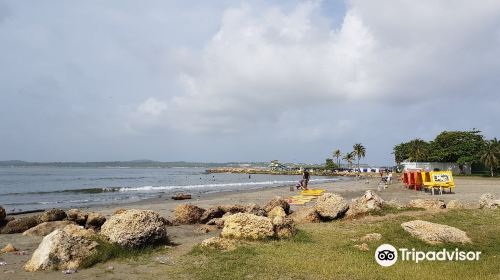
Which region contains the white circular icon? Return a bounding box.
[375,244,398,267]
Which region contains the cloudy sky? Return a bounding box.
[1,0,500,165]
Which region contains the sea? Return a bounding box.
[0,167,341,213]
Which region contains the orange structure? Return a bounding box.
[403,170,424,190]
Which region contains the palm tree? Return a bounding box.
[333,149,342,168]
[407,139,428,167]
[481,139,500,177]
[343,152,355,169]
[353,143,366,173]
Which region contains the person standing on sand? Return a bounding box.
[302,170,310,190]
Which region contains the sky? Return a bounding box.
[1,0,500,165]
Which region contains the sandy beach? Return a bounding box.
[1,176,499,279]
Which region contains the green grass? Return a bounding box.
[164,209,500,280]
[81,238,165,268]
[366,206,425,216]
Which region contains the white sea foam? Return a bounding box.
[118,178,338,192]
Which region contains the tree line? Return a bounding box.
[325,143,366,172]
[393,130,500,176]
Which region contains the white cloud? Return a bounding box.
[159,2,377,133]
[3,0,500,163]
[137,97,167,117]
[128,97,168,132]
[138,0,500,135]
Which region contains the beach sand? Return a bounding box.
[1,176,499,279]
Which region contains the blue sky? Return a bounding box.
[1,0,499,165]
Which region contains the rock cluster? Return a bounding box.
[67,209,88,225]
[220,204,247,214]
[267,206,287,220]
[67,209,106,230]
[23,221,75,237]
[271,216,296,238]
[200,206,225,224]
[479,193,499,209]
[221,213,275,240]
[408,199,446,209]
[401,220,471,244]
[346,190,385,217]
[289,207,321,224]
[173,204,206,224]
[201,237,237,250]
[446,200,464,209]
[39,209,67,223]
[314,193,349,220]
[1,215,42,234]
[1,243,18,253]
[245,203,267,216]
[24,224,98,271]
[101,209,169,248]
[264,197,290,214]
[85,212,107,230]
[175,201,272,226]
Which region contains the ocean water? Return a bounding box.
[0,167,340,213]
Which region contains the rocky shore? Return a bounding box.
[0,177,499,278]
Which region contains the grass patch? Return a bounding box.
[165,209,500,280]
[290,229,315,243]
[81,237,164,268]
[368,206,425,216]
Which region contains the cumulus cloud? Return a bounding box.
[2,0,500,163]
[159,2,376,133]
[137,0,500,135]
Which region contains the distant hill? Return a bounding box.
[0,160,270,168]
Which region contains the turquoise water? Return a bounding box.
[0,167,339,213]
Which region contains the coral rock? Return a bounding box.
[100,209,169,248]
[221,213,274,240]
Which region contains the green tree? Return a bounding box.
[333,149,342,168]
[429,130,485,174]
[480,139,500,177]
[353,143,366,173]
[393,142,411,165]
[343,152,355,169]
[407,139,430,163]
[325,158,336,170]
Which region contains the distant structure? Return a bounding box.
[269,160,288,171]
[401,161,471,175]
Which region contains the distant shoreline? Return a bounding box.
[0,160,269,169]
[206,167,383,177]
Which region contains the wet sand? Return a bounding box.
[1,176,499,279]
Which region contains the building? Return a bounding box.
[269,160,288,171]
[401,162,471,175]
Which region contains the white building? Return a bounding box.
[401,162,471,175]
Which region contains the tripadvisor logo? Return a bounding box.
[374,244,481,267]
[375,244,398,267]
